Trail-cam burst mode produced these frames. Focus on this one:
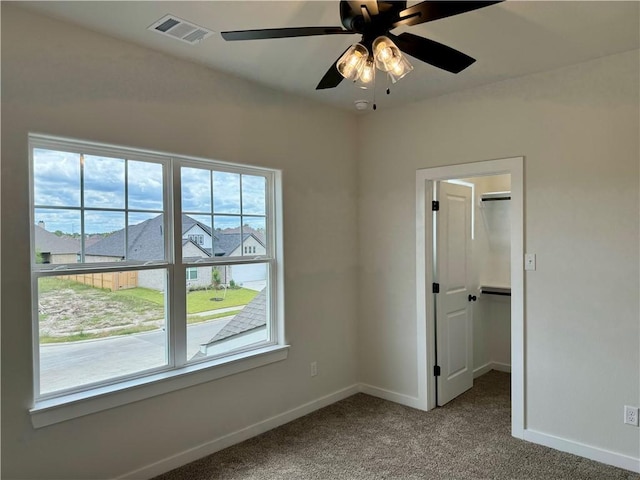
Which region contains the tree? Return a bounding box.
[211,267,227,301]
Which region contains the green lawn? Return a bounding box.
[114,286,258,314]
[38,278,259,343]
[187,309,242,324]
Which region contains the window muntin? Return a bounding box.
[32,149,166,267]
[30,136,281,402]
[180,167,269,262]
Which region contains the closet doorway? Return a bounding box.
[415,157,524,439]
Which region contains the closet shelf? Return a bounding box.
[480,285,511,297]
[481,191,511,202]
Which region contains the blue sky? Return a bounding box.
[34,149,266,234]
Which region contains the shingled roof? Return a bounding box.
[190,289,267,361]
[34,224,80,255]
[207,289,267,343]
[86,214,264,260]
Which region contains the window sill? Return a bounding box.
[30,344,289,428]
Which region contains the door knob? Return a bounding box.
[468,294,477,302]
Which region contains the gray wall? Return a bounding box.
[1,5,358,478]
[2,3,639,479]
[357,50,639,458]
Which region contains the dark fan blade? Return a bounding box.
[347,0,379,16]
[221,27,354,41]
[388,32,475,74]
[316,48,351,90]
[392,1,502,28]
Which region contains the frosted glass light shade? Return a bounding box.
[337,44,369,81]
[373,36,402,72]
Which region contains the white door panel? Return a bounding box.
[436,182,473,406]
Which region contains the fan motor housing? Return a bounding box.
[340,1,407,33]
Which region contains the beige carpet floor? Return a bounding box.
[153,371,640,479]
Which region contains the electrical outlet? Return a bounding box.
[310,361,318,377]
[624,406,639,426]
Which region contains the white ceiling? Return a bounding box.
[18,1,640,112]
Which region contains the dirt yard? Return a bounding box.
[38,284,164,337]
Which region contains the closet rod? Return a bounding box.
[481,197,511,202]
[480,286,511,296]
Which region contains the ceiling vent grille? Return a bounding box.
[148,15,213,45]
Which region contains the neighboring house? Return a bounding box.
[34,222,80,264]
[192,289,267,360]
[85,214,267,290]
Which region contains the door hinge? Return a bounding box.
[432,282,440,294]
[432,200,440,211]
[434,365,441,377]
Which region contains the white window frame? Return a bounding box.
[28,134,287,428]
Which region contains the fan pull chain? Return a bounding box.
[372,69,377,111]
[386,73,391,95]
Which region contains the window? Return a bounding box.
[186,267,198,280]
[30,135,284,409]
[188,234,204,245]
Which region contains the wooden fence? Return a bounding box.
[60,271,138,291]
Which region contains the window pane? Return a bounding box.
[38,270,168,395]
[186,263,268,362]
[84,211,126,262]
[183,214,212,261]
[213,171,240,214]
[33,149,81,207]
[242,217,267,256]
[127,213,165,261]
[83,155,125,209]
[128,161,164,211]
[181,167,211,213]
[242,174,266,215]
[34,209,81,265]
[214,215,241,257]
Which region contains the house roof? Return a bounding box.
[190,289,267,363]
[86,214,263,260]
[208,289,267,343]
[34,224,80,255]
[220,226,266,246]
[86,214,166,260]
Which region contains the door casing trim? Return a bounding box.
[415,156,524,439]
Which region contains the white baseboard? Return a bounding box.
[473,362,493,378]
[524,429,640,474]
[117,384,360,480]
[119,382,640,479]
[473,361,511,378]
[491,361,511,373]
[358,383,425,410]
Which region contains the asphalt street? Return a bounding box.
[40,316,234,395]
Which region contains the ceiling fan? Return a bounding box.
[221,1,503,91]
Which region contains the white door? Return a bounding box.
[435,181,474,406]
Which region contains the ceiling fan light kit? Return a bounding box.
[221,0,503,106]
[372,36,402,72]
[336,43,369,81]
[355,56,376,89]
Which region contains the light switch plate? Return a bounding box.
[525,253,536,271]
